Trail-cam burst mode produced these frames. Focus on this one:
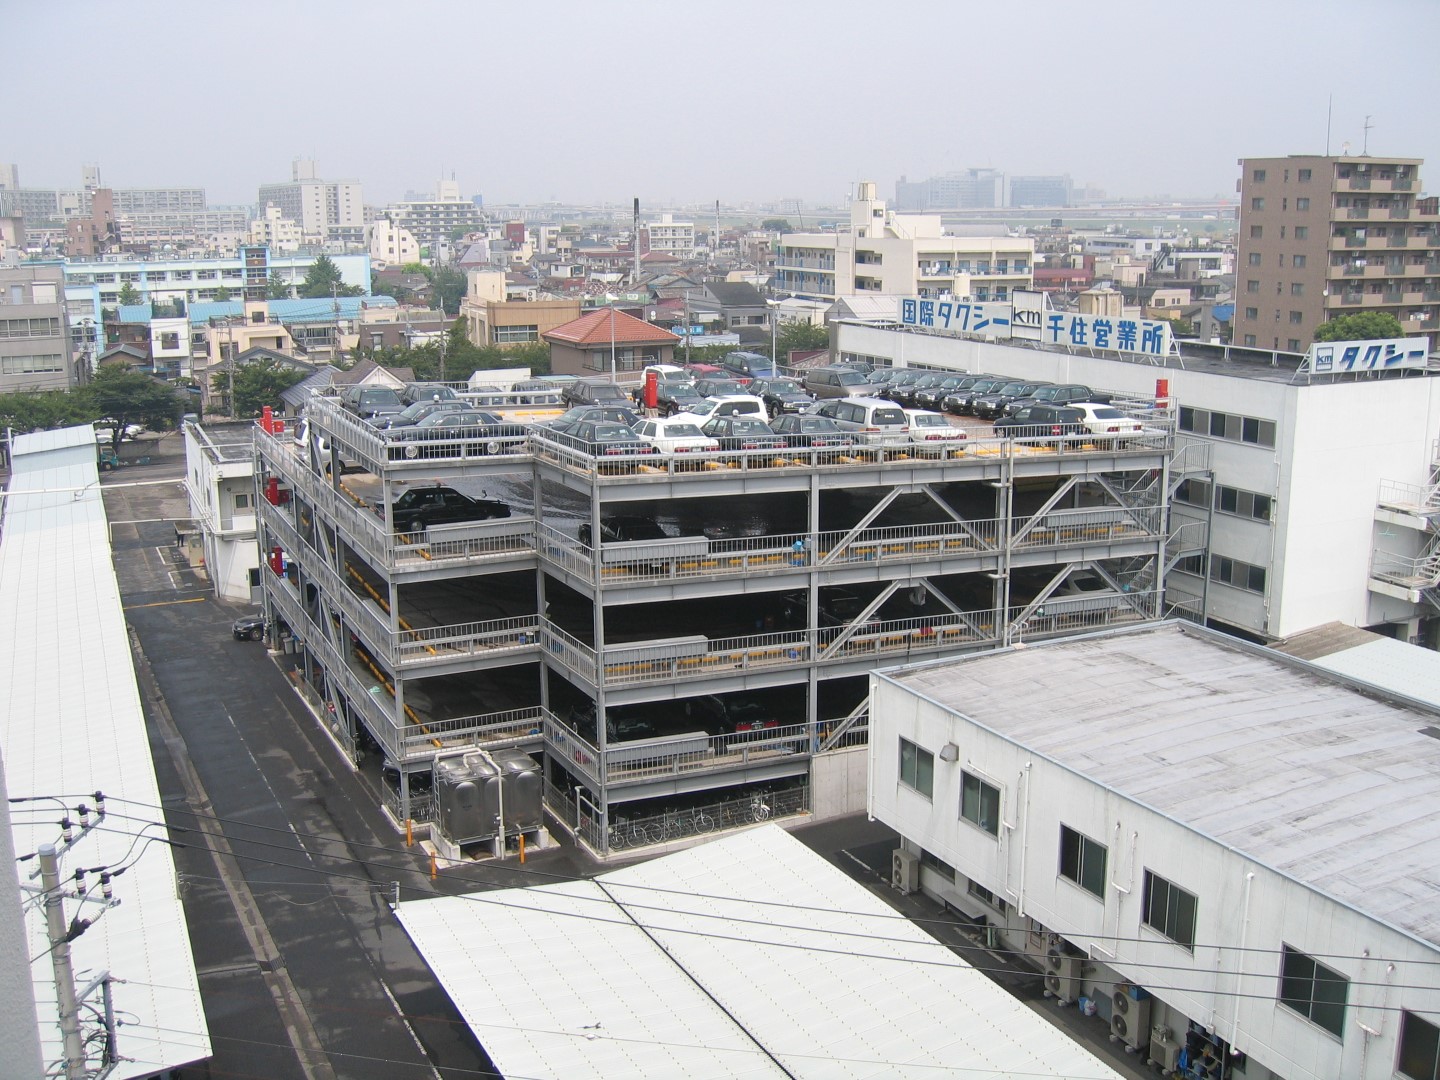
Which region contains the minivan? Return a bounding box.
[803,365,883,399]
[812,397,909,444]
[721,351,779,383]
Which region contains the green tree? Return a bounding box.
[212,285,233,302]
[427,266,467,316]
[298,254,363,299]
[117,282,142,306]
[773,320,829,361]
[83,366,183,445]
[1312,311,1405,343]
[0,390,94,435]
[761,218,791,232]
[267,272,293,300]
[214,357,307,419]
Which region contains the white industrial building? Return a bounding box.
[777,181,1034,302]
[183,420,261,602]
[869,620,1440,1080]
[834,315,1440,644]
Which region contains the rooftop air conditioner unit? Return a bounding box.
[1148,1026,1182,1072]
[892,849,920,894]
[1111,983,1152,1051]
[1043,944,1083,1004]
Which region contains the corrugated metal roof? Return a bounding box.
[397,826,1120,1080]
[1306,635,1440,710]
[887,622,1440,949]
[0,428,210,1076]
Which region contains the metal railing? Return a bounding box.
[1371,549,1440,589]
[1378,479,1440,514]
[564,784,812,856]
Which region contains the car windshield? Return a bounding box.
[729,419,769,434]
[660,423,704,437]
[684,401,718,416]
[836,371,868,386]
[591,426,632,441]
[997,382,1028,395]
[359,389,400,404]
[800,418,837,432]
[1092,407,1126,419]
[912,414,948,428]
[768,380,803,394]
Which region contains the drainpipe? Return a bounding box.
[1015,761,1032,917]
[477,749,505,858]
[1228,871,1254,1053]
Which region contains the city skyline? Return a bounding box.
[6,0,1439,209]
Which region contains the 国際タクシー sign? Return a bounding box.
[900,297,1173,358]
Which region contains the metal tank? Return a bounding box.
[491,748,542,833]
[433,752,500,845]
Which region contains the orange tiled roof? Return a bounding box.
[543,308,681,347]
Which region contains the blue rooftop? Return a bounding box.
[185,295,397,327]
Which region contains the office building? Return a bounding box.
[895,170,1005,211]
[1008,174,1072,208]
[258,159,363,243]
[870,621,1440,1080]
[0,264,76,391]
[1235,154,1440,351]
[777,181,1033,302]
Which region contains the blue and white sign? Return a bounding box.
[900,296,1173,357]
[900,298,1012,337]
[1306,337,1429,374]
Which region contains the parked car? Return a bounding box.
[561,379,632,409]
[947,376,1011,416]
[376,485,511,533]
[751,377,814,417]
[973,380,1052,420]
[232,612,266,641]
[902,409,967,445]
[939,374,1001,413]
[386,410,527,458]
[545,418,659,457]
[549,404,642,429]
[895,372,951,408]
[803,365,884,399]
[700,415,788,452]
[769,413,857,448]
[1004,383,1110,415]
[340,385,405,422]
[992,404,1088,440]
[578,516,669,547]
[1068,402,1145,437]
[875,369,923,403]
[377,400,468,430]
[911,374,971,411]
[657,382,708,416]
[692,376,749,399]
[631,417,721,456]
[721,351,780,383]
[811,397,910,444]
[780,587,875,629]
[400,382,460,406]
[702,394,767,420]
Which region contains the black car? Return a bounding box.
[377,485,511,533]
[948,376,1011,416]
[779,587,875,629]
[700,415,788,451]
[973,380,1052,420]
[545,418,659,457]
[561,380,632,409]
[232,612,265,641]
[340,385,405,422]
[938,374,999,414]
[386,410,527,458]
[550,404,642,428]
[894,373,950,408]
[577,515,669,547]
[992,404,1087,440]
[400,382,460,406]
[751,378,814,417]
[877,369,923,403]
[659,382,709,416]
[692,376,748,399]
[1004,383,1112,415]
[720,351,780,384]
[377,399,468,430]
[911,374,969,410]
[769,413,856,448]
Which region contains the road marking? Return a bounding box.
[122,596,209,610]
[838,848,877,875]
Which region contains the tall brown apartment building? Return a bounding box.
[1235,155,1439,352]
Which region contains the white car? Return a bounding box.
[902,409,967,445]
[631,416,720,456]
[704,394,767,420]
[1069,402,1144,436]
[93,422,144,443]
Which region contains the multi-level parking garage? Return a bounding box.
[253,389,1203,855]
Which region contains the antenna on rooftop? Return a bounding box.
[1362,115,1374,155]
[1325,94,1333,156]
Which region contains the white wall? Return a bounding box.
[810,746,868,818]
[869,674,1440,1080]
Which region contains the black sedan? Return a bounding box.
[911,374,969,411]
[947,377,1011,415]
[692,376,748,399]
[544,418,660,457]
[377,485,511,533]
[232,612,266,641]
[992,405,1087,440]
[769,414,857,448]
[973,380,1052,420]
[751,378,814,417]
[700,415,788,451]
[375,399,468,430]
[386,410,527,458]
[550,404,642,428]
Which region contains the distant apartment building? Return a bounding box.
[0,265,75,392]
[640,213,696,259]
[257,159,362,244]
[385,180,485,247]
[368,218,419,267]
[895,169,1005,211]
[1236,154,1440,352]
[109,188,206,214]
[1007,174,1071,207]
[777,181,1033,302]
[248,205,303,254]
[0,163,18,191]
[116,208,251,251]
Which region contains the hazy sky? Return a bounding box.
[7,0,1439,209]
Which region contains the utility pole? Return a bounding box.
[226,320,236,420]
[38,844,86,1080]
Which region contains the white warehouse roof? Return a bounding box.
[397,825,1121,1080]
[0,428,210,1076]
[883,621,1440,950]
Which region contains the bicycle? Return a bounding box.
[749,796,771,823]
[693,810,716,833]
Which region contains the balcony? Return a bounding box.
[1347,207,1371,220]
[1391,207,1412,220]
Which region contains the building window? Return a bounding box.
[1298,168,1312,182]
[1244,306,1258,320]
[919,848,954,881]
[967,879,1007,913]
[234,493,251,509]
[1246,280,1260,294]
[1296,197,1311,211]
[1289,310,1303,325]
[1288,338,1302,352]
[960,772,1000,837]
[1251,197,1265,211]
[0,317,62,338]
[1178,407,1276,448]
[1243,334,1257,346]
[1252,169,1267,182]
[160,332,180,349]
[899,738,934,798]
[1398,1011,1440,1080]
[1142,870,1197,949]
[1295,226,1309,240]
[1247,252,1262,266]
[1058,825,1107,898]
[0,353,64,374]
[1175,478,1212,508]
[494,324,539,343]
[1211,555,1268,594]
[1279,945,1348,1039]
[1293,254,1307,268]
[1250,226,1263,239]
[1291,283,1305,296]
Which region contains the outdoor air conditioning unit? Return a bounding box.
[1111,983,1153,1050]
[892,849,920,894]
[1043,943,1083,1004]
[1149,1025,1182,1072]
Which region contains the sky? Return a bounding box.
[6,0,1440,210]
